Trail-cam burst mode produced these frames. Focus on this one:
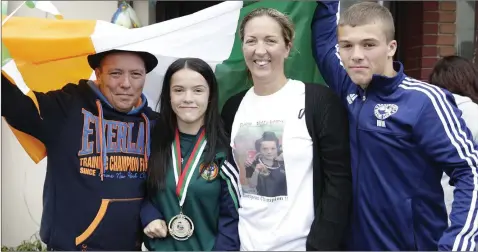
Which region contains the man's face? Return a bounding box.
[337,22,397,87]
[95,52,146,113]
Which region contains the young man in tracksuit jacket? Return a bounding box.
[312,1,478,251]
[1,49,161,250]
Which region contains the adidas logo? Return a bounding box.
[347,94,358,104]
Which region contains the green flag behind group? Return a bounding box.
[215,1,325,109]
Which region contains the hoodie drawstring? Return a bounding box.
[96,101,106,181]
[141,113,150,167]
[95,100,150,182]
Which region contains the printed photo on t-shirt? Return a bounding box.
[233,120,287,200]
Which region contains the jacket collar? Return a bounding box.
[357,61,406,96]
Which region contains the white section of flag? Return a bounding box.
[90,1,243,108]
[3,59,30,94]
[27,1,63,19]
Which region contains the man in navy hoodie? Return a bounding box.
[312,1,478,251]
[2,49,161,250]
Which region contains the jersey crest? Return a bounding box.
[200,162,219,181]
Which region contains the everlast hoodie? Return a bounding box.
[2,74,159,250]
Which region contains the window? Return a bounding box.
[456,1,476,59]
[339,0,360,13]
[339,0,390,13]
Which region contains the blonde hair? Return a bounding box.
[239,7,295,45]
[339,2,395,42]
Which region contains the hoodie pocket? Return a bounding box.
[75,198,143,250]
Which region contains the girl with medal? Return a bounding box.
[140,58,241,251]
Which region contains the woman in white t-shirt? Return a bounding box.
[220,7,352,251]
[429,55,478,220]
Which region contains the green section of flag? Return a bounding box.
[2,1,11,66]
[25,1,36,9]
[1,1,8,15]
[215,1,325,110]
[1,0,11,66]
[1,42,12,67]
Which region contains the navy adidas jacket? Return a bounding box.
[2,73,160,250]
[312,1,478,251]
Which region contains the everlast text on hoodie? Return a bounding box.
[2,74,159,251]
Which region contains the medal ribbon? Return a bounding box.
[171,128,207,207]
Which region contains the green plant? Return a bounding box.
[2,235,46,251]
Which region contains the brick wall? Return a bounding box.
[396,1,457,81]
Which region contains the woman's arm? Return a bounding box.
[306,85,352,250]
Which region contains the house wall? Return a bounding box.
[397,1,457,81]
[397,1,476,80]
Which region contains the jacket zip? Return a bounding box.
[354,90,367,237]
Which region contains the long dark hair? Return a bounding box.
[147,58,229,195]
[429,55,478,104]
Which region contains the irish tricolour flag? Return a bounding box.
[1,1,324,163]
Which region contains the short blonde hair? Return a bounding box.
[339,2,395,42]
[239,7,295,45]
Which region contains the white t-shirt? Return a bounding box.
[230,79,315,251]
[441,93,478,221]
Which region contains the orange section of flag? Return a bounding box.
[2,16,97,91]
[2,16,97,163]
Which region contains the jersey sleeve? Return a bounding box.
[139,198,164,229]
[2,72,76,143]
[214,159,240,251]
[410,85,478,251]
[312,1,353,100]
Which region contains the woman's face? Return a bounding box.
[242,15,291,82]
[260,140,278,161]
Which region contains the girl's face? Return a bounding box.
[170,68,210,128]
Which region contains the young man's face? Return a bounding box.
[337,22,397,87]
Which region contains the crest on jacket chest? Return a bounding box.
[374,104,399,128]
